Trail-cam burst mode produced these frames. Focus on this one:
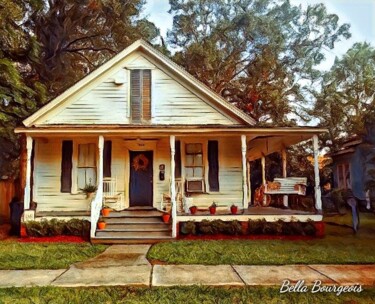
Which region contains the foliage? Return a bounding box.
[1,286,375,304]
[80,183,98,194]
[168,0,350,124]
[25,219,91,238]
[0,0,47,178]
[28,0,159,96]
[0,242,107,270]
[313,43,375,151]
[247,219,316,236]
[0,0,159,179]
[149,213,375,265]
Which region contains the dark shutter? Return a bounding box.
[131,70,141,123]
[61,140,73,193]
[103,140,112,178]
[175,140,181,178]
[208,140,219,192]
[142,70,151,121]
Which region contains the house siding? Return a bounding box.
[42,52,238,126]
[32,136,243,212]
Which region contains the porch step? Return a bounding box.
[105,210,163,218]
[95,230,171,239]
[103,217,163,224]
[104,223,171,231]
[93,209,172,244]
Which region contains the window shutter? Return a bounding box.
[61,140,73,193]
[208,140,219,192]
[142,70,151,121]
[131,70,141,123]
[175,140,181,178]
[103,140,112,178]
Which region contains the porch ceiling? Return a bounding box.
[247,134,314,161]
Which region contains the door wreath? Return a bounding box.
[132,154,149,171]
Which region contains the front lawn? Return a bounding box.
[1,286,374,304]
[148,213,375,265]
[0,242,107,270]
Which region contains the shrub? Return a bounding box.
[180,220,242,236]
[25,219,90,238]
[180,221,196,235]
[249,219,317,236]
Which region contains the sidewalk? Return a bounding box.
[1,245,374,288]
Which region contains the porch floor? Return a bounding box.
[178,206,317,216]
[177,206,322,222]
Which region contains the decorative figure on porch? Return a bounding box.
[254,185,271,207]
[132,154,149,171]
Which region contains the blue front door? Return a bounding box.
[129,151,153,207]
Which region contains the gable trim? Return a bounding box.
[23,39,256,127]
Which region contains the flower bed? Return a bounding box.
[179,219,318,237]
[24,219,90,240]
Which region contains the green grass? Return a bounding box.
[148,213,375,265]
[0,286,374,304]
[0,242,107,270]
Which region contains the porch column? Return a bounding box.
[98,136,104,196]
[261,154,266,205]
[282,147,288,208]
[241,135,248,209]
[170,135,177,238]
[261,154,266,185]
[313,135,322,210]
[23,136,33,209]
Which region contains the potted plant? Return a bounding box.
[162,212,171,223]
[189,205,198,214]
[101,207,111,217]
[209,202,217,215]
[97,221,106,230]
[230,204,238,215]
[80,181,97,199]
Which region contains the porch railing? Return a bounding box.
[90,189,103,238]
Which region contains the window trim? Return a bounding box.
[181,139,220,194]
[129,69,152,123]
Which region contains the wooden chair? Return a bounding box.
[103,177,124,211]
[160,180,183,212]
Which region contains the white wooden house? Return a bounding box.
[16,40,325,242]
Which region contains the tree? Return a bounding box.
[28,0,159,96]
[0,0,159,179]
[167,0,350,124]
[0,0,47,178]
[313,42,375,151]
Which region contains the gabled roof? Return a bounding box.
[23,39,256,127]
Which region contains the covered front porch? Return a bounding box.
[17,126,325,241]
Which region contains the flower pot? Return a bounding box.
[162,213,171,223]
[98,222,106,230]
[209,207,216,215]
[189,206,198,214]
[86,192,95,200]
[101,208,111,217]
[314,222,325,237]
[230,206,238,215]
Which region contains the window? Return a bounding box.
[130,69,151,123]
[185,143,204,192]
[77,143,97,189]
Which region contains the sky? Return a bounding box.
[143,0,375,70]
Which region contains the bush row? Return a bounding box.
[180,219,317,236]
[25,219,90,238]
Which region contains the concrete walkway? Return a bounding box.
[1,245,375,288]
